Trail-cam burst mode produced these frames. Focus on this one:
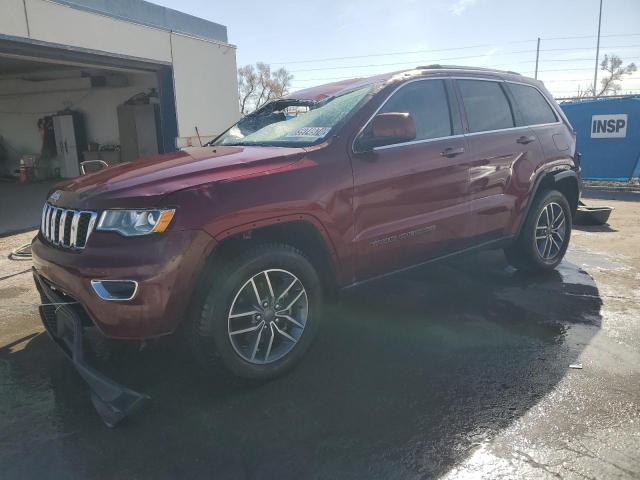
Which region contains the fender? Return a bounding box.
[211,213,345,282]
[514,165,580,238]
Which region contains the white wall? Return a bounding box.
[25,0,172,63]
[0,70,157,175]
[0,0,29,37]
[170,32,240,146]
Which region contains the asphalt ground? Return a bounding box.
[0,193,638,479]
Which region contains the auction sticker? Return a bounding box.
[287,127,331,137]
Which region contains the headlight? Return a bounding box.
[97,209,175,237]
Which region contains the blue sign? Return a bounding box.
[560,97,640,180]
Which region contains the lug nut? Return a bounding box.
[263,301,268,307]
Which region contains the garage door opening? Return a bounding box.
[0,52,177,182]
[0,39,179,235]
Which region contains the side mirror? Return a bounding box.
[356,112,416,152]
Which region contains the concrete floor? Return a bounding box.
[0,194,638,479]
[0,179,59,236]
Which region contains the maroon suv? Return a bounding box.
[32,66,579,425]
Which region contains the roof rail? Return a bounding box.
[416,64,522,76]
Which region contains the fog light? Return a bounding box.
[91,280,138,301]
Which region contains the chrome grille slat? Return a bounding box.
[45,206,52,239]
[70,211,80,248]
[58,210,68,245]
[85,212,98,246]
[40,203,97,251]
[49,208,58,243]
[41,204,48,233]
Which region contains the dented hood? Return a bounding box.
[49,146,306,209]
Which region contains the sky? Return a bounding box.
[154,0,640,98]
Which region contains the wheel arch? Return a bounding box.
[200,217,341,298]
[516,167,580,237]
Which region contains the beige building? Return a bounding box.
[0,0,239,178]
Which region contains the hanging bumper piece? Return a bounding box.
[34,270,150,427]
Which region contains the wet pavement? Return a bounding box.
[1,197,639,479]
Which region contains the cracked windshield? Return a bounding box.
[215,86,372,146]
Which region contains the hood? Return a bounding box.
[49,146,306,209]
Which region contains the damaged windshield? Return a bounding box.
[213,85,373,147]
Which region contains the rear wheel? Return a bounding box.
[189,244,322,380]
[505,189,572,271]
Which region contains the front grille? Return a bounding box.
[41,203,98,250]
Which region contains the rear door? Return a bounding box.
[350,78,471,281]
[506,81,569,165]
[455,78,545,243]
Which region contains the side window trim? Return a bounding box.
[501,81,526,127]
[504,80,560,127]
[352,77,460,153]
[444,78,464,136]
[500,82,518,127]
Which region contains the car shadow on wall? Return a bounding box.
[0,250,602,479]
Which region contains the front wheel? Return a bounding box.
[505,189,572,271]
[189,244,322,380]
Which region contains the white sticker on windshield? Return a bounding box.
[287,127,331,137]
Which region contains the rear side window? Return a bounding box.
[508,83,558,126]
[457,80,514,133]
[379,79,452,142]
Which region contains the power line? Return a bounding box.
[270,33,640,66]
[290,64,640,84]
[538,44,640,53]
[288,50,640,74]
[271,41,534,65]
[290,55,592,73]
[288,59,639,82]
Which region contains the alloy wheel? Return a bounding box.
[227,269,308,364]
[535,202,566,261]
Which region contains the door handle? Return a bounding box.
[516,135,536,145]
[64,140,68,153]
[440,146,465,158]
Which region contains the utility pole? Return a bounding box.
[534,37,541,79]
[593,0,603,96]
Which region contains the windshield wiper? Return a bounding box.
[224,142,277,147]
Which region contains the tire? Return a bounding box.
[504,189,572,272]
[189,243,323,380]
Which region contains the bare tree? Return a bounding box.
[237,62,293,114]
[576,54,637,98]
[238,65,258,115]
[596,54,637,96]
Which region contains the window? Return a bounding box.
[378,79,452,142]
[458,80,514,133]
[508,83,558,126]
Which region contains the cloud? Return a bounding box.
[450,0,478,15]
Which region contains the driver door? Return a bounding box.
[349,78,471,281]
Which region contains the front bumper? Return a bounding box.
[31,229,215,339]
[34,271,149,427]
